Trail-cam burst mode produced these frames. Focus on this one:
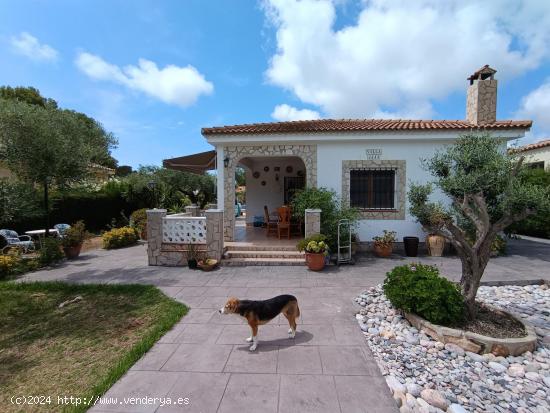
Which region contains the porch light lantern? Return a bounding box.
[223,157,229,168]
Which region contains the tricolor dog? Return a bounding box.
[219,294,300,351]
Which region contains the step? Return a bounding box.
[221,257,306,266]
[224,244,298,252]
[224,250,305,259]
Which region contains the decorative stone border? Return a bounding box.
[404,305,537,356]
[341,160,406,220]
[222,144,317,241]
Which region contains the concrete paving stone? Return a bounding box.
[173,286,209,299]
[195,295,229,309]
[335,375,399,413]
[332,323,368,345]
[131,343,179,371]
[173,323,224,344]
[319,345,379,376]
[90,370,180,413]
[208,311,249,325]
[279,374,341,413]
[277,345,323,374]
[156,372,230,413]
[224,344,279,373]
[161,344,232,372]
[202,286,248,297]
[180,308,217,324]
[294,324,337,346]
[244,287,284,299]
[156,286,184,298]
[157,323,187,344]
[216,324,253,344]
[217,373,279,413]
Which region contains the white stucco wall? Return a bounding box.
[521,146,550,170]
[244,157,305,223]
[316,139,452,242]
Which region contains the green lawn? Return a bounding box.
[0,282,187,413]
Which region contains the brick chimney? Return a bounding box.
[466,65,497,125]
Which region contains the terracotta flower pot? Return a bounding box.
[373,243,393,258]
[140,227,147,240]
[306,252,326,271]
[427,234,445,257]
[63,244,83,259]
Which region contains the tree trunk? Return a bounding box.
[44,180,50,237]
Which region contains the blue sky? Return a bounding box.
[1,0,549,167]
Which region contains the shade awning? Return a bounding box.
[163,150,216,174]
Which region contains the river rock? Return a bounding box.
[420,389,449,410]
[445,343,465,356]
[507,364,525,378]
[386,375,406,393]
[488,362,507,374]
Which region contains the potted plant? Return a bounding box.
[61,221,90,259]
[403,236,420,257]
[187,243,200,269]
[198,257,219,271]
[426,233,445,257]
[303,239,329,271]
[372,230,397,258]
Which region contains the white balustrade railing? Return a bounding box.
[162,216,206,244]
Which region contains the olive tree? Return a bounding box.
[409,134,550,319]
[0,97,117,235]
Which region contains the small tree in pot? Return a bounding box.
[409,134,550,319]
[61,221,90,259]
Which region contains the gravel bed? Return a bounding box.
[355,284,550,413]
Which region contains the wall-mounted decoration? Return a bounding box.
[261,180,266,186]
[264,166,270,172]
[286,166,293,173]
[253,171,260,179]
[274,166,280,172]
[297,170,304,177]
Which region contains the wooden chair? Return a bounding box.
[277,207,291,239]
[264,206,278,237]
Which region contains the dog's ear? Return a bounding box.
[226,297,240,312]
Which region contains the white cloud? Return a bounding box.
[516,80,550,131]
[515,79,550,143]
[263,0,550,119]
[75,52,213,107]
[10,32,58,61]
[271,104,320,121]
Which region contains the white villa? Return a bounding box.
[511,139,550,171]
[163,65,531,250]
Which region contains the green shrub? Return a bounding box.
[0,254,19,279]
[102,226,139,249]
[296,234,328,252]
[130,208,148,234]
[38,237,64,266]
[383,263,465,326]
[291,187,358,250]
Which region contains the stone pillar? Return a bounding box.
[185,205,201,217]
[205,209,224,261]
[147,209,167,266]
[305,209,321,238]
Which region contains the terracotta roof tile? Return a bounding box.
[512,139,550,153]
[201,119,532,136]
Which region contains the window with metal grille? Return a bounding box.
[350,169,396,209]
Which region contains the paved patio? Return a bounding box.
[19,238,550,413]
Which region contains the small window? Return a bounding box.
[350,169,395,209]
[527,161,545,169]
